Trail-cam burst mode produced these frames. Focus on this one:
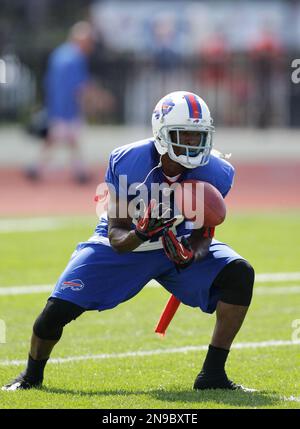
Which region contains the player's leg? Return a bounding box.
[26,121,62,181]
[2,297,85,391]
[158,242,255,391]
[67,122,90,184]
[2,243,167,391]
[193,259,255,390]
[25,131,55,181]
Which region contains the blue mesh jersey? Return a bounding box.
[51,139,243,313]
[90,138,234,251]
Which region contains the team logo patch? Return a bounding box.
[61,279,85,291]
[161,98,175,117]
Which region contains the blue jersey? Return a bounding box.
[92,139,234,251]
[45,42,89,121]
[52,139,244,314]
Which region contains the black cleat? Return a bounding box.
[2,372,42,391]
[193,371,256,392]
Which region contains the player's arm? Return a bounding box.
[188,227,214,262]
[108,197,143,253]
[108,197,176,253]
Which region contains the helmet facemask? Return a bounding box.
[158,125,214,168]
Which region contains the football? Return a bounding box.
[174,179,226,227]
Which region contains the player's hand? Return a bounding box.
[135,199,176,242]
[162,229,194,270]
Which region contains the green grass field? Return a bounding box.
[0,212,300,409]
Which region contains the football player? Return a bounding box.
[3,91,255,392]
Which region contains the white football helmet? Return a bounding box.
[152,91,215,168]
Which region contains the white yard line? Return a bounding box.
[1,281,300,296]
[0,218,68,233]
[254,285,300,295]
[1,219,300,283]
[0,285,53,296]
[255,272,300,282]
[0,217,93,233]
[0,339,299,367]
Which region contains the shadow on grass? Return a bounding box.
[42,386,281,408]
[149,389,280,408]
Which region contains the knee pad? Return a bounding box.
[33,298,85,341]
[213,259,255,306]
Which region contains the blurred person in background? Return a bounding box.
[196,30,231,125]
[249,26,283,128]
[151,13,181,71]
[26,21,114,184]
[125,12,185,124]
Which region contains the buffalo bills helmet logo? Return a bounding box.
[161,98,175,117]
[61,279,85,291]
